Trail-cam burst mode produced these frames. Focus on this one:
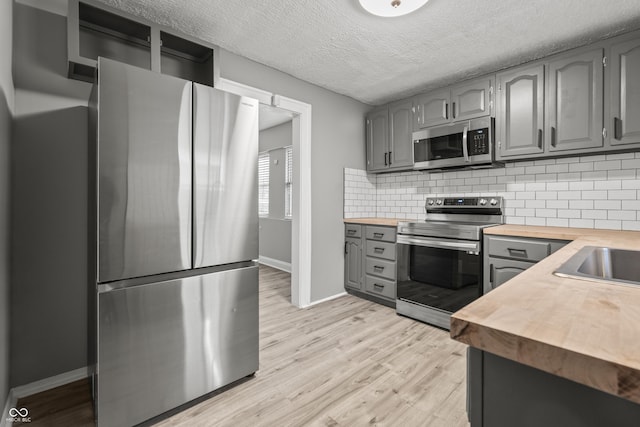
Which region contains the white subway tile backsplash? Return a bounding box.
[547,218,569,227]
[570,218,594,228]
[569,162,594,172]
[594,160,621,171]
[344,151,640,230]
[595,220,622,230]
[608,210,636,221]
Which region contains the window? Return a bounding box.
[285,146,293,219]
[258,152,269,217]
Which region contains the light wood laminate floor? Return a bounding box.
[16,265,469,427]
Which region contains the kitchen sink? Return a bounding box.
[553,246,640,287]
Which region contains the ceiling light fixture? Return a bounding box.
[359,0,429,17]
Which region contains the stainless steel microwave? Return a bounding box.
[413,117,495,170]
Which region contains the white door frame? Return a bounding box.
[217,78,312,308]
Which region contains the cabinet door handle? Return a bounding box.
[374,247,385,254]
[384,152,388,166]
[489,264,494,284]
[445,103,448,120]
[344,242,348,255]
[507,248,528,257]
[614,117,622,140]
[551,126,557,147]
[388,151,392,165]
[537,129,543,149]
[452,102,456,119]
[373,232,384,238]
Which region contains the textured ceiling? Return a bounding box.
[95,0,640,106]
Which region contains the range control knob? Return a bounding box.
[436,199,443,205]
[490,198,498,206]
[479,198,487,206]
[427,199,435,206]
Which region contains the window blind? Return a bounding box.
[258,152,269,217]
[285,146,293,219]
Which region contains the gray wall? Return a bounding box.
[0,0,14,408]
[11,3,92,387]
[9,0,369,386]
[259,121,292,265]
[220,50,369,301]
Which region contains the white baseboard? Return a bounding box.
[0,389,17,427]
[12,366,89,399]
[259,256,292,273]
[302,292,348,308]
[1,367,89,427]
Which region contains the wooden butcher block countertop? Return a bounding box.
[451,224,640,405]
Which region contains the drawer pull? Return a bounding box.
[507,248,527,257]
[374,247,385,254]
[347,229,356,234]
[373,232,384,238]
[373,265,385,271]
[373,283,384,291]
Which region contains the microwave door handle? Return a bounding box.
[462,125,470,162]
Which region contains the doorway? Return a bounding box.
[217,78,312,308]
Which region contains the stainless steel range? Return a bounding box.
[396,197,504,329]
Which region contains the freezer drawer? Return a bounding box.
[193,84,259,268]
[97,58,193,282]
[96,266,258,427]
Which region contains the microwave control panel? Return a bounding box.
[468,128,490,155]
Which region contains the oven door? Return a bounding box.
[396,234,482,315]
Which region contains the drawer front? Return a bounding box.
[365,257,396,280]
[488,236,550,262]
[345,224,362,238]
[365,275,395,300]
[365,225,396,243]
[365,240,396,261]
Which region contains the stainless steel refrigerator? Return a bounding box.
[89,58,259,427]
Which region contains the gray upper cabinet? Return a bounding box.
[547,49,604,152]
[414,88,450,128]
[388,100,414,169]
[451,77,494,121]
[366,101,413,173]
[414,77,494,129]
[610,38,640,145]
[366,108,389,172]
[496,64,545,159]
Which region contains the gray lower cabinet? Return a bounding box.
[483,235,568,293]
[344,224,363,291]
[610,37,640,145]
[344,223,397,305]
[467,349,640,427]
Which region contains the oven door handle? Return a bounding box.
[462,124,470,162]
[397,235,479,252]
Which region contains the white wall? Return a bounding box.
[220,49,370,302]
[10,2,92,387]
[345,153,640,230]
[8,0,369,387]
[259,121,292,265]
[0,0,14,408]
